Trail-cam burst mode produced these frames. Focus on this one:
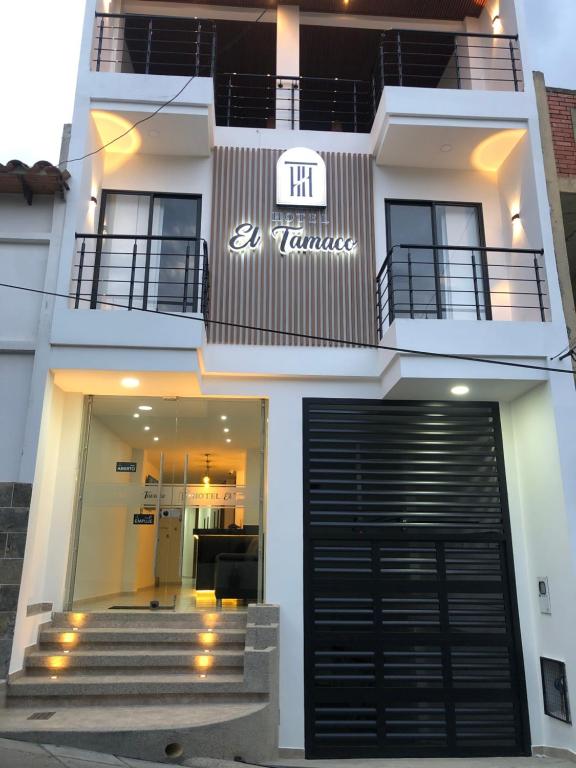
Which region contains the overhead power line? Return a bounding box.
[0,280,573,377]
[59,8,269,167]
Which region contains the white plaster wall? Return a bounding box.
[498,135,541,250]
[0,354,34,482]
[373,165,505,270]
[102,154,213,246]
[0,195,54,234]
[501,382,576,753]
[0,242,48,343]
[10,377,84,674]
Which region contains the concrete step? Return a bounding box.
[0,700,277,763]
[51,611,247,630]
[39,627,246,649]
[7,673,249,704]
[25,649,244,672]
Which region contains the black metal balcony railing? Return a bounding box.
[72,234,210,318]
[372,30,522,95]
[214,73,373,132]
[92,13,216,76]
[91,12,524,132]
[376,245,547,337]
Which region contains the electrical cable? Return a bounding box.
[0,280,574,377]
[59,8,269,167]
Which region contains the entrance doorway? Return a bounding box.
[67,396,266,611]
[303,399,530,758]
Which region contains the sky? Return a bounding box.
[0,0,575,164]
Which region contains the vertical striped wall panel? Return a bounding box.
[209,147,376,346]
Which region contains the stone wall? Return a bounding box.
[0,482,30,678]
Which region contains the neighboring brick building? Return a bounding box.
[535,73,576,349]
[547,88,576,177]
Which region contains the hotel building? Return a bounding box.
[1,0,576,762]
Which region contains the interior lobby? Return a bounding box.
[67,395,266,612]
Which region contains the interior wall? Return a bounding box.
[501,383,576,753]
[120,448,158,593]
[74,415,133,602]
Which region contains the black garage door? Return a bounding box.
[303,400,530,758]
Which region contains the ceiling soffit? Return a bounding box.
[148,0,488,21]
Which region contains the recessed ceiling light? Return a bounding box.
[223,428,230,433]
[451,385,470,396]
[144,426,150,431]
[226,438,231,443]
[440,144,452,153]
[121,377,140,389]
[133,413,140,419]
[220,415,227,421]
[138,405,153,411]
[153,436,159,442]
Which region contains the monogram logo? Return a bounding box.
[287,161,316,199]
[277,148,326,207]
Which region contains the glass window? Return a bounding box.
[386,201,487,320]
[94,192,202,313]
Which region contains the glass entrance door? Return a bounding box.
[68,396,266,611]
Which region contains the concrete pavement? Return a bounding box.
[0,738,574,768]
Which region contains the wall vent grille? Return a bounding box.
[541,657,571,724]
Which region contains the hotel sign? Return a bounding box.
[229,147,357,257]
[276,147,327,207]
[142,484,239,508]
[212,146,376,346]
[229,222,357,257]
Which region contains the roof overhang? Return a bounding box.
[0,160,70,205]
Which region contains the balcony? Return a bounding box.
[376,245,548,338]
[92,13,216,76]
[71,234,209,318]
[214,74,373,132]
[90,12,522,136]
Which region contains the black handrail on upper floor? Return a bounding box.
[376,244,547,336]
[72,233,210,321]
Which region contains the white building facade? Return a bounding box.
[1,0,576,761]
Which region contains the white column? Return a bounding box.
[265,390,304,749]
[276,5,300,129]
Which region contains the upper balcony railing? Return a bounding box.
[90,13,522,133]
[92,13,216,76]
[72,234,210,319]
[214,74,373,133]
[376,245,547,337]
[372,30,522,95]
